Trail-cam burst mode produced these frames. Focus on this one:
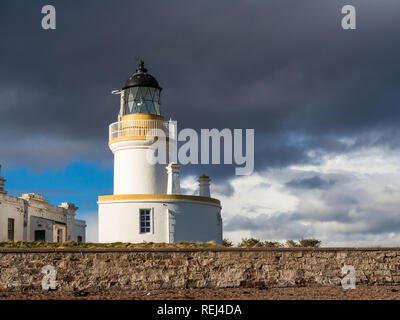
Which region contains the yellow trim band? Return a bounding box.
[98,194,221,205]
[109,136,152,144]
[109,136,169,145]
[121,114,164,120]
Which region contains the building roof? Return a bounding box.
[123,60,161,90]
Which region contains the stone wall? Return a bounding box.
[0,248,399,292]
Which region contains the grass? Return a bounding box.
[0,237,323,249]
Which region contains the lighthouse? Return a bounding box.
[98,61,223,244]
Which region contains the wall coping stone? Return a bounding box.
[0,247,399,254]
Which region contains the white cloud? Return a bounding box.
[206,146,400,246]
[296,146,400,175]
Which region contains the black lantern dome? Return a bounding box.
[123,60,161,90]
[122,60,162,115]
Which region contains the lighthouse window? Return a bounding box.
[124,87,161,115]
[140,209,151,233]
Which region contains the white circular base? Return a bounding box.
[98,197,222,244]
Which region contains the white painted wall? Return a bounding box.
[167,201,222,244]
[111,139,168,195]
[74,219,86,242]
[0,193,86,242]
[99,201,168,243]
[59,203,76,242]
[23,195,67,241]
[0,194,24,241]
[98,199,222,244]
[30,216,54,242]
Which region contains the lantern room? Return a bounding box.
[122,60,162,116]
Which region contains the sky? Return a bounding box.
[1,0,400,245]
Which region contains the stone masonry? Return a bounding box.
[0,248,399,292]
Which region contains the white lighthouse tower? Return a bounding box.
[98,61,223,244]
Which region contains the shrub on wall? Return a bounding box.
[222,239,233,247]
[299,238,321,247]
[238,238,264,248]
[238,238,284,248]
[286,239,322,247]
[286,240,301,247]
[263,241,283,248]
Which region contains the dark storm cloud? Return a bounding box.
[0,0,400,177]
[286,175,336,189]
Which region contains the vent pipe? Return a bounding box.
[198,174,211,197]
[166,162,181,194]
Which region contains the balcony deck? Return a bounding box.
[109,119,174,143]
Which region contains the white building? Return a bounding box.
[0,165,86,242]
[98,61,223,244]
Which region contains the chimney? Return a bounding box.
[60,202,79,213]
[166,162,181,194]
[0,165,7,195]
[198,174,211,197]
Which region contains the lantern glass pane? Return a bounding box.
[123,87,161,115]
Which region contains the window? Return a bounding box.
[77,236,83,243]
[124,87,161,115]
[7,218,14,241]
[140,209,151,234]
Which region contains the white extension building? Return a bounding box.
[0,165,86,242]
[98,61,223,244]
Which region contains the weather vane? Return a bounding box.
[135,57,146,73]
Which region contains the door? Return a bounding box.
[34,230,46,241]
[57,229,63,243]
